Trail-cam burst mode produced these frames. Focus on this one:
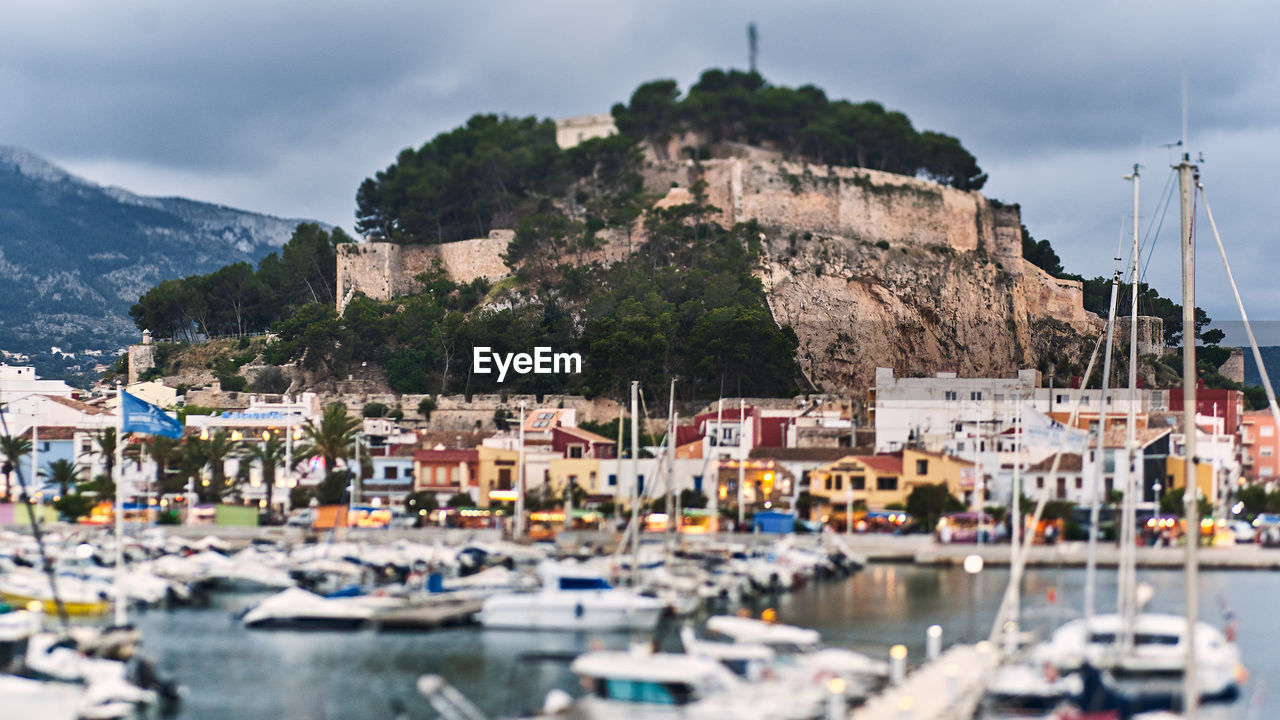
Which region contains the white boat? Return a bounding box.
[479,562,665,631]
[569,650,824,719]
[703,615,888,696]
[241,587,405,629]
[1030,613,1244,701]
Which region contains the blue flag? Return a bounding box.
[120,390,184,439]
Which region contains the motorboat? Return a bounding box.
[0,569,112,616]
[478,562,666,631]
[241,587,406,630]
[569,650,825,719]
[702,615,888,698]
[1030,613,1244,702]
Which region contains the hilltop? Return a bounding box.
[127,69,1107,403]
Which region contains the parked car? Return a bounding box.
[1230,520,1256,544]
[285,509,315,527]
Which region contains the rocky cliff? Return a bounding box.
[646,156,1101,394]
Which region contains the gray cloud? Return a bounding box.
[4,0,1279,329]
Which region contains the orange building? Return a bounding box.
[1241,410,1280,484]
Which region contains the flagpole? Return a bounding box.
[114,383,127,627]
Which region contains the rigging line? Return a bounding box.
[1198,186,1280,430]
[1138,168,1179,287]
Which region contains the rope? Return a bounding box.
[1199,184,1280,438]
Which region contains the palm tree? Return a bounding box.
[297,403,362,504]
[0,434,33,502]
[240,436,285,521]
[176,438,210,502]
[146,435,181,496]
[89,427,118,482]
[203,430,237,500]
[46,459,81,498]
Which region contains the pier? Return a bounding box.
[850,644,996,720]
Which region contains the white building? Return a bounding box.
[0,365,77,404]
[871,367,1040,452]
[554,113,617,149]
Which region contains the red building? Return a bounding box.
[1168,385,1242,434]
[550,425,616,459]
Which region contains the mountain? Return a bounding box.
[1242,346,1280,394]
[0,146,322,382]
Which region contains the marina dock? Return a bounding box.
[851,644,996,720]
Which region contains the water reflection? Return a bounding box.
[131,564,1272,719]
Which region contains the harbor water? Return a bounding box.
[129,563,1275,719]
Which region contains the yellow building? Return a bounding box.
[548,457,604,498]
[1163,456,1219,506]
[476,446,519,508]
[809,449,974,519]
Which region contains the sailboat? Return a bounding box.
[994,142,1252,716]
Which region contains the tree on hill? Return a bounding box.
[610,68,986,190]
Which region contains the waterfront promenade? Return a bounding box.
[7,523,1280,570]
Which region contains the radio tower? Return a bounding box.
[748,23,758,73]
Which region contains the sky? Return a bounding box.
[5,1,1280,341]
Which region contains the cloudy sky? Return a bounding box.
[5,1,1280,340]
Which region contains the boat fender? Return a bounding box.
[575,602,585,618]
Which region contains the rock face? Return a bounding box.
[645,157,1101,394]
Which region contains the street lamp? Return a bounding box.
[1153,482,1163,512]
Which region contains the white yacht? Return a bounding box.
[1030,613,1244,701]
[478,562,665,631]
[569,650,823,719]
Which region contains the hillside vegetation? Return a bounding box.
[126,69,1001,402]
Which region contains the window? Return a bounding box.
[637,475,645,493]
[944,391,958,401]
[608,474,617,487]
[833,475,843,491]
[1056,477,1066,499]
[916,459,929,475]
[39,441,50,452]
[824,475,833,491]
[693,475,703,492]
[1056,394,1067,404]
[569,445,584,459]
[1036,476,1044,489]
[1263,447,1274,457]
[1262,466,1274,478]
[970,391,983,401]
[497,468,512,490]
[956,442,966,453]
[1075,477,1083,489]
[383,466,398,480]
[850,476,866,490]
[1263,426,1275,438]
[877,476,898,491]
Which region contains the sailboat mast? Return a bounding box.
[666,379,676,533]
[1085,247,1122,621]
[629,381,641,578]
[1120,165,1141,654]
[114,384,127,627]
[1176,148,1200,719]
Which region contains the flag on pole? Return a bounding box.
[120,390,183,439]
[1022,406,1090,452]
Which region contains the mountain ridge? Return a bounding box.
[0,145,325,383]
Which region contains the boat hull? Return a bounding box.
[480,590,665,631]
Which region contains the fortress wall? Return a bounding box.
[337,232,511,310]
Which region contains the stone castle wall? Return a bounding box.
[336,231,512,311]
[647,158,1024,258]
